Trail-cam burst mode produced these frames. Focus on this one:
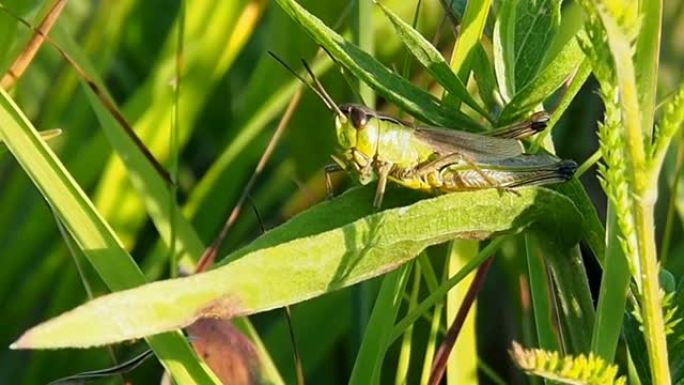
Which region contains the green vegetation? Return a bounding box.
[0,0,682,384]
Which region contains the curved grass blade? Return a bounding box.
[375,1,491,121]
[274,0,483,131]
[13,185,581,349]
[0,88,219,384]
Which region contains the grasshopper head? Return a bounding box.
[335,104,379,153]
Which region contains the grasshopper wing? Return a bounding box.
[414,126,524,162]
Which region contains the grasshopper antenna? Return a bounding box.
[317,45,365,105]
[267,51,346,122]
[299,59,346,119]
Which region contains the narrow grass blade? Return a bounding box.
[493,0,516,102]
[557,180,607,266]
[449,0,491,84]
[352,0,375,107]
[540,239,595,354]
[591,207,630,360]
[376,1,490,120]
[525,235,562,352]
[92,0,262,248]
[445,241,479,385]
[471,43,500,110]
[274,0,483,130]
[0,88,219,384]
[13,186,582,348]
[348,265,411,385]
[48,349,154,385]
[634,0,662,135]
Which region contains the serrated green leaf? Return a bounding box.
[375,1,490,120]
[13,185,581,349]
[273,0,483,130]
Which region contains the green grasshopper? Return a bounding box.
[270,53,577,208]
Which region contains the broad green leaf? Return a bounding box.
[498,2,586,124]
[376,1,491,120]
[14,185,582,348]
[498,41,585,125]
[0,88,219,384]
[512,0,561,90]
[530,60,592,152]
[497,3,586,124]
[274,0,483,130]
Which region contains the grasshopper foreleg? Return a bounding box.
[373,161,393,210]
[324,163,344,199]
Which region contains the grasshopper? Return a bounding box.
[270,53,577,208]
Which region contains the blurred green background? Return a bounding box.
[0,0,682,384]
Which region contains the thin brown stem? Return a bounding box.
[195,87,303,273]
[1,0,67,90]
[428,257,493,385]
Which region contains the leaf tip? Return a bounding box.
[10,334,29,350]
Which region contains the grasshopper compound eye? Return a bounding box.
[340,104,369,130]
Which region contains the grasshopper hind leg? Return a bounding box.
[415,152,505,193]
